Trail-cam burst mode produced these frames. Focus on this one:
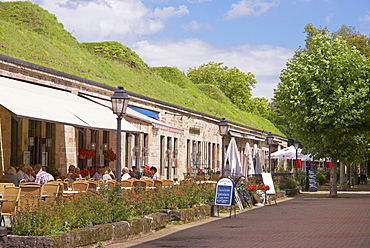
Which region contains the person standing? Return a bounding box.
[34,164,54,185]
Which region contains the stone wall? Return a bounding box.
[0,205,211,248]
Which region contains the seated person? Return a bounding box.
[131,166,142,179]
[149,166,159,180]
[93,167,103,180]
[121,167,131,180]
[2,166,17,184]
[71,167,83,181]
[34,164,54,185]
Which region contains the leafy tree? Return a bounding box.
[303,23,370,57]
[187,62,256,112]
[275,34,370,197]
[333,25,370,57]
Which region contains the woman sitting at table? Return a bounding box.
[2,166,17,184]
[102,168,112,181]
[26,165,35,182]
[66,165,76,183]
[72,167,83,181]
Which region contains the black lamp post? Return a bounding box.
[266,132,274,173]
[293,140,300,178]
[111,86,130,182]
[218,118,229,177]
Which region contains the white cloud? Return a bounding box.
[133,38,294,99]
[359,14,370,22]
[326,13,334,24]
[31,0,188,43]
[225,0,280,20]
[152,5,189,20]
[182,20,213,31]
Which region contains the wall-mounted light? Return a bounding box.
[91,142,96,151]
[102,143,108,151]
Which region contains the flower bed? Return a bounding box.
[11,184,215,236]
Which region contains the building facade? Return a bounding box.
[0,54,288,180]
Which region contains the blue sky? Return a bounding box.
[3,0,370,99]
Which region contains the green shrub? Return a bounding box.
[12,183,215,236]
[278,177,298,189]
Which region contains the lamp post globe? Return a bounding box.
[111,86,130,183]
[218,118,229,177]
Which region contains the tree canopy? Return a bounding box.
[187,62,257,112]
[275,34,370,196]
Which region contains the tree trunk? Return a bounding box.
[329,158,338,198]
[339,162,346,191]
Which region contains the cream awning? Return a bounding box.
[0,76,141,132]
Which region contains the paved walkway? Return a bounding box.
[106,188,370,248]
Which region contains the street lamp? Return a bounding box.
[266,132,274,173]
[293,140,300,178]
[111,86,130,182]
[218,118,229,177]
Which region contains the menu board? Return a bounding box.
[308,168,317,192]
[214,177,234,206]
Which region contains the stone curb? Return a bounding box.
[0,205,211,248]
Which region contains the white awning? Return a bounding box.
[0,76,141,132]
[229,130,262,141]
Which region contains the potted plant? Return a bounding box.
[103,149,117,162]
[247,184,270,206]
[78,148,94,159]
[278,177,298,196]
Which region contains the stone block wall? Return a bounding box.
[0,205,211,248]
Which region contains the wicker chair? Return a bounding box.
[41,183,62,204]
[0,186,21,226]
[162,179,175,187]
[120,180,133,188]
[132,180,148,191]
[71,181,89,192]
[19,185,42,208]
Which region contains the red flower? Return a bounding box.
[103,149,117,162]
[247,184,269,191]
[78,149,94,159]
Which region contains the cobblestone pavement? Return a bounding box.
[106,189,370,248]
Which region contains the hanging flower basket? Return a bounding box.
[78,149,94,159]
[103,149,117,162]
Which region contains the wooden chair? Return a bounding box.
[72,181,89,192]
[0,186,21,226]
[88,181,98,191]
[0,179,10,183]
[19,179,26,185]
[153,180,163,189]
[162,179,174,187]
[41,183,62,203]
[132,180,148,191]
[107,180,117,189]
[23,182,41,186]
[19,185,42,208]
[56,179,63,182]
[120,180,133,188]
[0,183,15,196]
[144,179,154,187]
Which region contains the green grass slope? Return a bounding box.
[0,1,283,135]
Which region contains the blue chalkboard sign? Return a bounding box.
[214,177,234,206]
